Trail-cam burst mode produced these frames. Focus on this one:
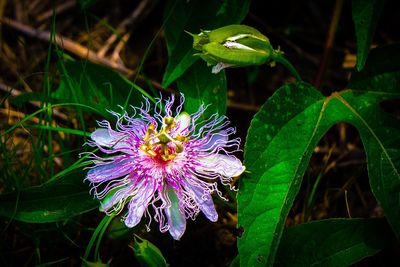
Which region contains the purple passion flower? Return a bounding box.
[84,94,245,240]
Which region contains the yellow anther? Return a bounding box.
[175,135,190,143]
[175,143,184,153]
[139,143,157,157]
[143,124,155,142]
[139,116,190,161]
[164,116,175,125]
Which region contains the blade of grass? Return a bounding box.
[25,124,91,137]
[94,214,115,261]
[83,215,111,261]
[1,103,101,137]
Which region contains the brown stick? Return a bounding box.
[0,82,69,121]
[1,17,135,76]
[313,0,344,89]
[97,0,155,57]
[37,0,76,22]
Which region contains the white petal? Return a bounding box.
[166,189,186,240]
[175,112,191,134]
[124,185,154,228]
[211,63,234,74]
[197,154,245,177]
[202,132,228,151]
[224,41,256,51]
[91,128,128,149]
[189,184,217,222]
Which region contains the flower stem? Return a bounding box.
[273,53,302,82]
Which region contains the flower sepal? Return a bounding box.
[131,235,168,267]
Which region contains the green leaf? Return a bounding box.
[349,44,400,92]
[348,44,400,237]
[0,174,97,223]
[237,81,400,266]
[176,61,226,118]
[162,0,250,87]
[336,90,400,239]
[107,216,134,240]
[238,82,331,266]
[352,0,385,71]
[52,60,148,118]
[275,218,395,267]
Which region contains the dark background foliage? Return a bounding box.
[0,0,399,266]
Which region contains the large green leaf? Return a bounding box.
[0,174,97,223]
[162,0,250,87]
[238,80,400,265]
[176,61,226,119]
[337,90,400,239]
[347,44,400,238]
[52,60,148,118]
[238,82,332,266]
[275,218,395,267]
[352,0,385,71]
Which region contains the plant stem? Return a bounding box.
[273,54,302,82]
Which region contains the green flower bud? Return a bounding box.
[131,235,169,267]
[189,24,275,73]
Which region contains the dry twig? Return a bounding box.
[37,0,76,22]
[0,82,68,121]
[97,0,156,58]
[1,17,135,75]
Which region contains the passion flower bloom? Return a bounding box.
[84,94,245,240]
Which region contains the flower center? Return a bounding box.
[139,116,189,162]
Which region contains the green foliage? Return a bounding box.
[348,44,400,238]
[238,82,328,266]
[352,0,385,71]
[81,258,111,267]
[1,1,399,266]
[275,218,395,267]
[78,0,98,10]
[52,60,150,118]
[162,0,250,87]
[0,173,97,223]
[176,61,227,118]
[237,44,400,266]
[131,235,169,267]
[349,44,400,91]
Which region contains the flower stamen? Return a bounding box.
[139,116,188,161]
